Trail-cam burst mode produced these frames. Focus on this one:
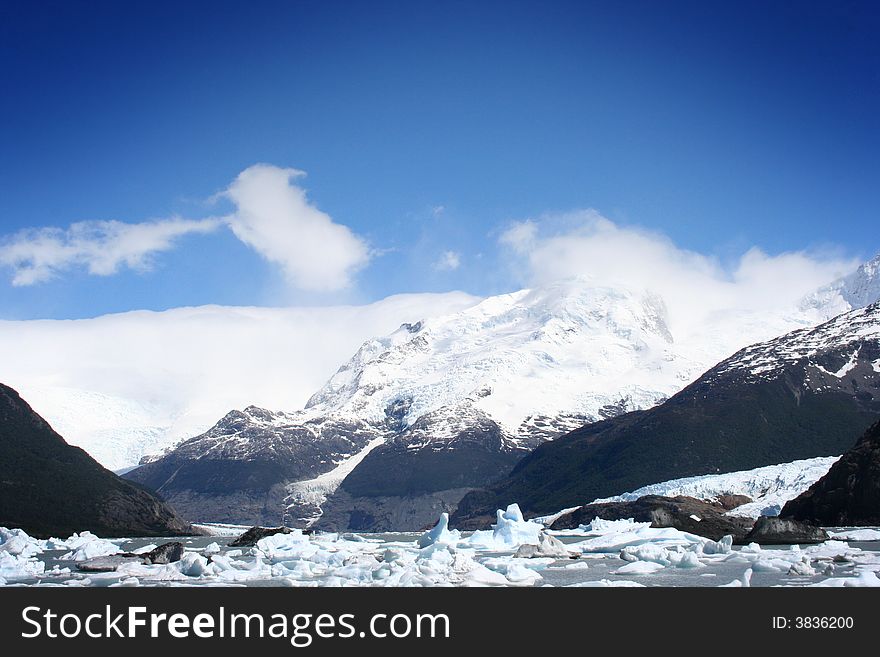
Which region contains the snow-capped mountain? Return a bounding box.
[125,405,386,525]
[125,256,880,530]
[454,301,880,526]
[305,282,686,443]
[0,292,479,471]
[705,301,880,387]
[800,252,880,318]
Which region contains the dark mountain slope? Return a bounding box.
[124,406,383,525]
[315,406,527,531]
[782,420,880,526]
[0,383,190,538]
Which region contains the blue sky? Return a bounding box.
[0,0,878,319]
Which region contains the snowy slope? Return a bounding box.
[592,456,841,518]
[706,302,880,385]
[306,273,875,445]
[801,253,880,318]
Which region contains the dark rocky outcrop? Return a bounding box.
[781,420,880,526]
[0,383,191,538]
[548,495,755,542]
[140,541,185,564]
[744,516,828,545]
[75,541,186,572]
[228,526,293,547]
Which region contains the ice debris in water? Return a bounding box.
[3,509,880,587]
[418,513,461,548]
[466,503,543,550]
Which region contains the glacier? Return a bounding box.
[591,456,841,518]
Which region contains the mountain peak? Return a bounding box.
[800,252,880,317]
[303,277,684,435]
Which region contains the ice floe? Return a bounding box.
[3,507,880,587]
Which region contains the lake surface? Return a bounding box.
[4,523,880,588]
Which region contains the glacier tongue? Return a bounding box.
[591,456,841,519]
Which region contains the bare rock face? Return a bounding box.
[744,516,828,545]
[781,420,880,526]
[141,541,185,564]
[549,495,754,542]
[75,541,186,572]
[228,526,292,547]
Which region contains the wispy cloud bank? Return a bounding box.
[0,164,372,292]
[0,292,480,468]
[499,210,858,332]
[223,164,371,291]
[433,250,461,271]
[0,217,221,286]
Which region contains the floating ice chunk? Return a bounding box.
[811,570,880,587]
[488,504,543,549]
[255,530,313,561]
[701,535,733,555]
[418,513,461,549]
[514,533,573,559]
[788,556,817,576]
[584,518,651,534]
[204,542,221,555]
[571,524,706,554]
[504,563,543,584]
[720,568,753,587]
[566,579,646,587]
[178,552,212,577]
[0,527,44,557]
[131,544,158,555]
[54,532,122,562]
[752,559,787,573]
[0,552,46,579]
[503,503,525,523]
[616,561,665,575]
[668,550,703,569]
[110,577,141,587]
[620,544,670,565]
[828,529,880,542]
[63,543,120,562]
[463,505,544,551]
[63,578,92,587]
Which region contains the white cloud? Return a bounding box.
[0,292,480,469]
[433,250,462,271]
[498,219,538,254]
[223,164,371,291]
[499,209,858,334]
[0,163,372,292]
[0,217,221,286]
